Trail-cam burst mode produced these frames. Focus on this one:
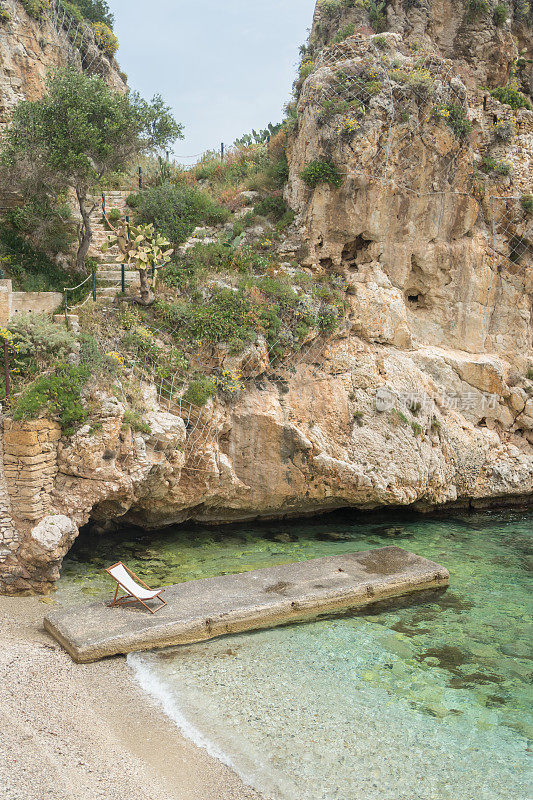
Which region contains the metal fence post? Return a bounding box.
[92,271,97,301]
[64,289,68,323]
[138,166,142,191]
[121,263,125,293]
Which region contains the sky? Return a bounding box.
[110,0,317,163]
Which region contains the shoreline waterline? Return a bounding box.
[0,594,261,800]
[58,507,532,800]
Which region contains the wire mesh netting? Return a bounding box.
[101,279,352,472]
[489,196,532,269]
[47,0,113,74]
[308,39,473,192]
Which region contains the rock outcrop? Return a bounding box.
[0,0,125,127]
[0,0,531,593]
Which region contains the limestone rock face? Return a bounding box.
[0,1,531,594]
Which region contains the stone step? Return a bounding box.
[98,271,139,281]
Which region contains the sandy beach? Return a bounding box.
[0,595,261,800]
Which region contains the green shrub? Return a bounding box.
[411,421,422,436]
[493,3,508,24]
[183,375,216,406]
[66,0,114,27]
[266,155,289,188]
[495,161,512,175]
[0,6,10,22]
[300,160,343,189]
[253,196,288,221]
[107,208,122,224]
[1,198,75,256]
[276,209,296,231]
[126,192,141,208]
[333,24,356,43]
[366,0,387,31]
[318,0,343,16]
[480,156,511,175]
[490,85,532,111]
[92,21,118,58]
[373,35,389,49]
[8,314,76,378]
[520,194,533,214]
[122,408,151,434]
[466,0,490,17]
[480,156,497,174]
[432,103,472,139]
[135,183,229,246]
[13,364,90,436]
[0,225,79,294]
[527,367,533,380]
[174,288,259,346]
[20,0,49,19]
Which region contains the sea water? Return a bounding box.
[58,509,533,800]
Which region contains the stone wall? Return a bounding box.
[0,410,19,558]
[3,418,61,522]
[0,416,78,595]
[0,280,63,323]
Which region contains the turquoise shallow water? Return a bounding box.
[58,509,533,800]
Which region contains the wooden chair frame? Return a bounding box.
[105,562,167,614]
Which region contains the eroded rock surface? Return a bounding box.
[0,0,531,593]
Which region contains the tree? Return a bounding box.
[1,68,182,270]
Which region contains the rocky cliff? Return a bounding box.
[0,0,532,593]
[0,0,125,121]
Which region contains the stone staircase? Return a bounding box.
[87,191,139,298]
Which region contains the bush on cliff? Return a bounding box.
[0,224,79,293]
[300,160,343,188]
[134,183,229,246]
[8,314,76,380]
[67,0,114,27]
[91,21,118,58]
[20,0,49,19]
[13,364,90,435]
[490,85,532,111]
[493,3,508,24]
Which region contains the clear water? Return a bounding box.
[58,509,533,800]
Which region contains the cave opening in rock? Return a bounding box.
[341,235,373,270]
[405,254,430,310]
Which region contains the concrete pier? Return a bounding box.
[44,547,449,662]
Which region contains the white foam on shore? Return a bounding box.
[127,652,284,800]
[128,652,239,766]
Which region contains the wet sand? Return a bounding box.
[0,595,262,800]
